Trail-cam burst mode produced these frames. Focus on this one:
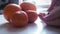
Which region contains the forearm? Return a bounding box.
[47,0,55,11]
[44,7,60,21]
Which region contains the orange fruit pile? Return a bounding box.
[4,2,38,27]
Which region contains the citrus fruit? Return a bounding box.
[4,4,21,22]
[20,2,36,11]
[10,11,28,27]
[26,10,38,23]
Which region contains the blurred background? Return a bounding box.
[0,0,51,14]
[22,0,51,8]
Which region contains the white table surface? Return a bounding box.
[0,9,60,34]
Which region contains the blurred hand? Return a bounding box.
[39,6,60,26]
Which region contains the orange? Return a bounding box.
[4,4,21,22]
[20,2,36,11]
[10,11,28,27]
[26,10,38,23]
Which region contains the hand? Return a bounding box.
[38,13,47,22]
[39,13,60,26]
[39,7,60,26]
[46,18,60,26]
